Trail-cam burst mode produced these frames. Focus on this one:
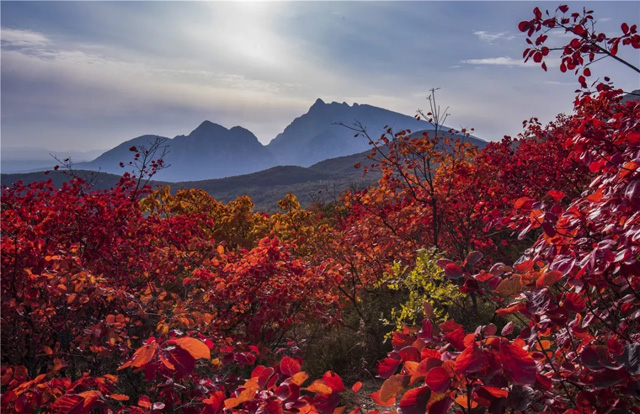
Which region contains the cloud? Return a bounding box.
[462,56,535,67]
[1,27,50,48]
[473,31,515,43]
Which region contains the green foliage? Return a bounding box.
[380,248,464,333]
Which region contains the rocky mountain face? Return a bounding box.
[266,98,433,166]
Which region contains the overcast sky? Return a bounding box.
[2,1,639,151]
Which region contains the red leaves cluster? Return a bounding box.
[1,179,339,412]
[372,318,537,413]
[519,4,640,89]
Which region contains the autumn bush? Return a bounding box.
[2,4,639,413]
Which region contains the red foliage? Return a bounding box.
[2,5,638,414]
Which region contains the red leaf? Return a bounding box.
[398,346,421,362]
[627,132,640,144]
[586,188,604,202]
[564,292,586,312]
[514,259,534,272]
[322,371,346,393]
[203,391,226,414]
[118,341,158,370]
[440,320,462,333]
[428,397,453,414]
[138,395,152,409]
[501,322,514,336]
[499,341,536,384]
[547,190,565,202]
[280,356,301,377]
[496,303,525,317]
[444,263,464,280]
[622,23,630,34]
[536,270,563,288]
[558,5,569,13]
[454,344,484,374]
[397,386,431,414]
[445,328,466,351]
[425,367,451,394]
[351,382,363,393]
[518,21,530,32]
[260,400,284,414]
[513,197,532,210]
[465,251,483,266]
[377,357,401,379]
[481,386,508,398]
[166,346,196,378]
[51,395,84,414]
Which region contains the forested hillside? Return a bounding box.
[1,5,639,414]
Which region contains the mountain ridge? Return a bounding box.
[27,99,482,182]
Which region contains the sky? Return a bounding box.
[1,1,639,153]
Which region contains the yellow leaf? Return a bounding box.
[305,380,333,394]
[291,371,309,386]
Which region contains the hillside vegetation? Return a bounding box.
[1,6,639,414]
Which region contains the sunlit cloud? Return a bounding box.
[473,31,515,43]
[462,56,535,67]
[1,27,49,48]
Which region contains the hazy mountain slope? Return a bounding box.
[1,147,106,174]
[266,99,434,166]
[75,122,277,182]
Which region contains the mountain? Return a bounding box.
[266,98,434,166]
[75,122,277,182]
[37,99,477,182]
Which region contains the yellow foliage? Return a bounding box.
[380,248,464,334]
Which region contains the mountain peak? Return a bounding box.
[189,120,228,137]
[311,98,326,108]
